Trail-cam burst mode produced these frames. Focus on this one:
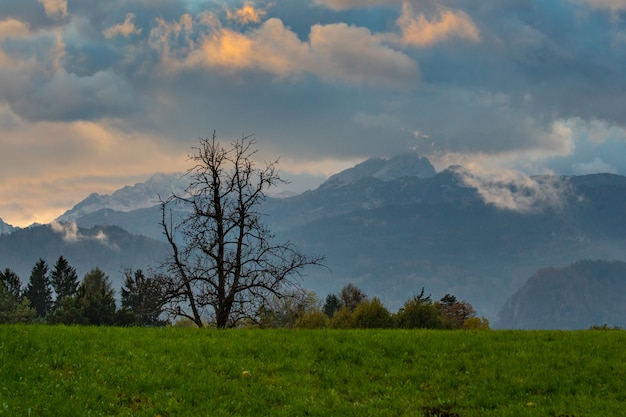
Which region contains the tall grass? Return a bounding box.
[1,326,624,416]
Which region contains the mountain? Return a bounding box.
[0,224,169,292]
[56,173,187,223]
[7,154,626,324]
[0,218,17,235]
[497,260,626,329]
[280,173,626,319]
[320,153,436,189]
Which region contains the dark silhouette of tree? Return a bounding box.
[50,256,79,309]
[340,284,367,312]
[159,133,324,328]
[322,293,342,318]
[437,294,476,329]
[0,268,22,301]
[24,258,52,318]
[120,269,166,326]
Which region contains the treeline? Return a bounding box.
[1,258,489,330]
[0,257,164,326]
[256,284,490,330]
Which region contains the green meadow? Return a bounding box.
[1,326,624,416]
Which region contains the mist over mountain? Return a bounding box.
[3,153,626,326]
[498,260,626,329]
[0,218,17,235]
[0,224,168,291]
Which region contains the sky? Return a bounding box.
[1,0,626,227]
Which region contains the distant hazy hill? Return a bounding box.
[0,224,169,291]
[497,260,626,329]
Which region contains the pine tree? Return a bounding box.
[24,259,52,318]
[78,268,116,326]
[0,268,22,301]
[50,256,79,308]
[120,269,166,326]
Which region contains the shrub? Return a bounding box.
[396,298,444,329]
[331,307,355,329]
[462,317,491,330]
[295,310,330,329]
[352,298,395,329]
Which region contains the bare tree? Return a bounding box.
[159,132,324,328]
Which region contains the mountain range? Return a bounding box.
[2,152,626,328]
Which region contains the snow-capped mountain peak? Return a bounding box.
[56,173,187,223]
[320,153,436,189]
[0,218,18,235]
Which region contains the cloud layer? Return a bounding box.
[1,0,626,226]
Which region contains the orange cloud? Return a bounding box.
[103,13,142,39]
[0,118,188,227]
[198,28,254,69]
[226,2,268,24]
[395,4,480,47]
[313,0,402,10]
[0,18,30,39]
[38,0,68,19]
[151,13,416,87]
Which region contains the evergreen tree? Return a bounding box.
[120,269,166,326]
[322,293,342,318]
[0,268,22,300]
[0,284,35,324]
[24,259,52,318]
[77,268,116,326]
[50,256,79,308]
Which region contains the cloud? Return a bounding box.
[226,2,268,24]
[2,0,626,227]
[0,118,188,227]
[150,13,418,87]
[572,157,618,175]
[2,68,137,122]
[458,167,574,213]
[313,0,403,10]
[49,221,119,249]
[103,13,142,39]
[50,221,80,242]
[38,0,68,19]
[0,18,30,39]
[391,3,480,47]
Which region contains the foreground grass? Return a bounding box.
[0,326,624,416]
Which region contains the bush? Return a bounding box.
[295,310,330,329]
[352,298,395,329]
[396,299,444,329]
[462,317,490,330]
[331,307,355,329]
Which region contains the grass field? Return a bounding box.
[0,326,624,416]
